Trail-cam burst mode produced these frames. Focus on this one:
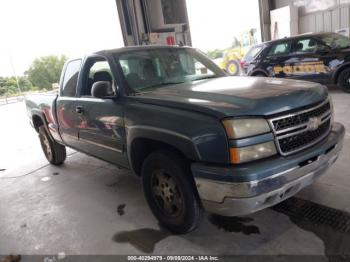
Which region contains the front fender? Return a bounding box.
[126,125,202,167]
[124,101,230,173]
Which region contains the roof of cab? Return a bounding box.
[95,45,193,55]
[264,32,337,45]
[65,45,195,62]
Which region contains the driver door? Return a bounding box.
[74,56,128,167]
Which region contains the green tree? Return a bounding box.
[17,76,33,92]
[0,76,32,96]
[26,55,67,89]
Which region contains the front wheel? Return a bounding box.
[39,126,66,165]
[141,150,203,234]
[337,68,350,93]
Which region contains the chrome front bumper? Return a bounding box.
[194,123,345,216]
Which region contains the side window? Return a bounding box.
[294,38,319,53]
[82,59,114,96]
[268,42,291,56]
[89,61,112,78]
[61,60,81,97]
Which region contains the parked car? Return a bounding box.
[241,32,350,93]
[25,46,344,234]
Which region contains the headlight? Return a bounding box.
[230,141,277,164]
[222,118,271,139]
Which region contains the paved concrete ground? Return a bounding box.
[0,88,349,258]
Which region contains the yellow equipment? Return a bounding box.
[220,29,258,76]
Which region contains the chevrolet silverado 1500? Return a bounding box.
[25,46,345,234]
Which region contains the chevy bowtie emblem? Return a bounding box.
[307,117,322,131]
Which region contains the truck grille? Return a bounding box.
[269,99,332,156]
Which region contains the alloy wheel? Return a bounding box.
[151,170,183,217]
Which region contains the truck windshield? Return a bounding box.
[319,33,350,49]
[115,48,225,92]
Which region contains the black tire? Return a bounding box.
[337,68,350,93]
[38,126,66,165]
[226,60,240,76]
[141,150,203,234]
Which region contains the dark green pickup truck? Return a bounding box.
[25,46,345,234]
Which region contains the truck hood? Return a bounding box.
[132,77,328,118]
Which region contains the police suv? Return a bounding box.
[241,32,350,93]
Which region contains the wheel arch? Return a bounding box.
[127,126,201,176]
[32,114,44,132]
[31,109,56,142]
[332,63,350,84]
[250,69,268,76]
[31,109,48,132]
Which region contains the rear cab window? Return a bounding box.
[61,59,81,97]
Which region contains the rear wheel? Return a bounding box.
[141,150,203,234]
[226,60,240,76]
[337,68,350,93]
[39,126,66,165]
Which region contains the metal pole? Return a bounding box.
[259,0,273,42]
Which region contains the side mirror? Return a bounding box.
[91,81,115,98]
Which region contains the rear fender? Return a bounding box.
[31,109,63,144]
[31,109,53,139]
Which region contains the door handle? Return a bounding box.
[75,106,84,114]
